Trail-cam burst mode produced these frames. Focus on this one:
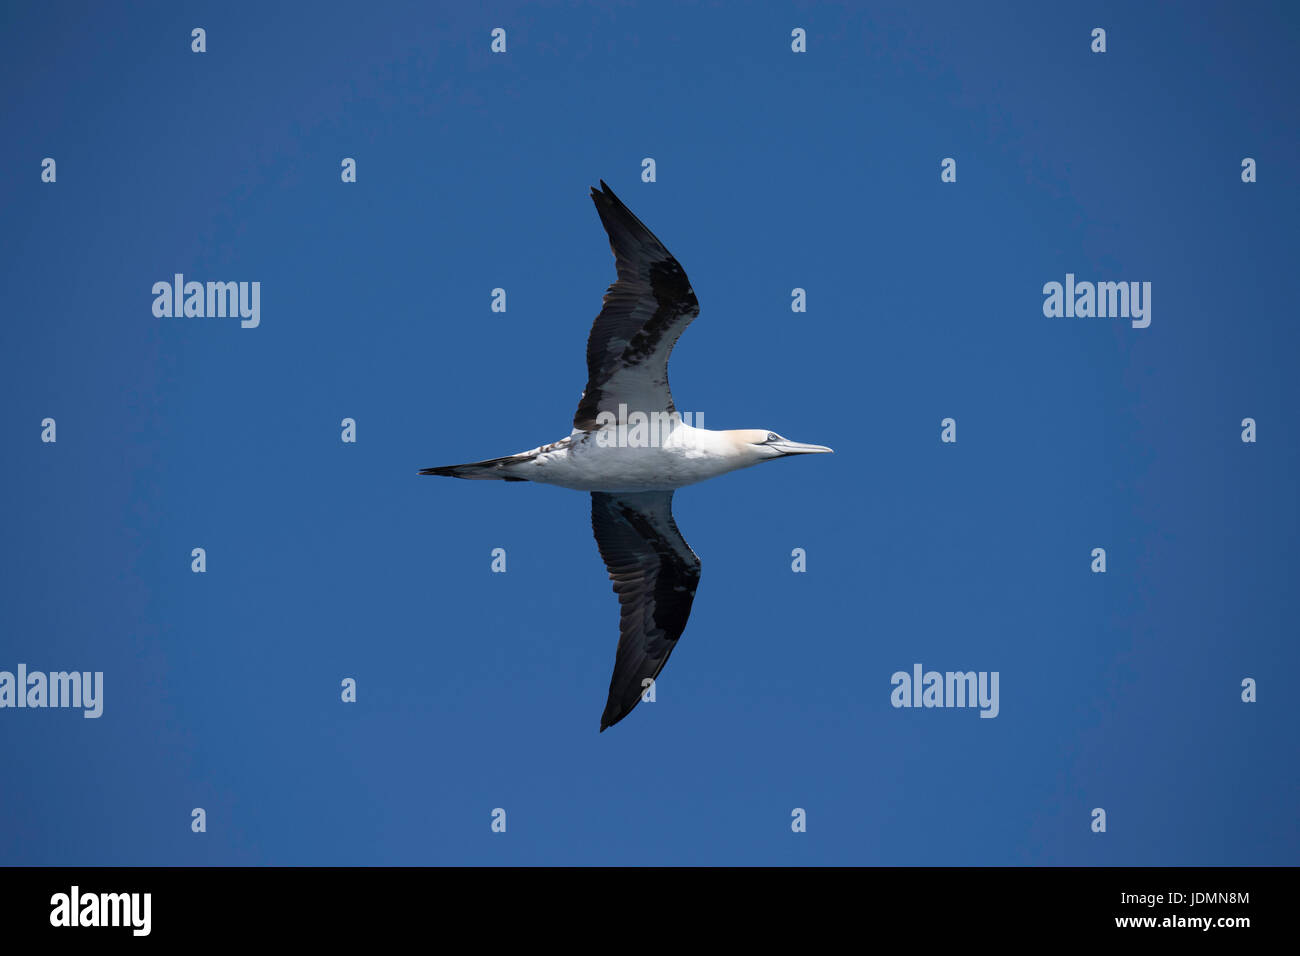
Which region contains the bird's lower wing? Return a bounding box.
[590,490,702,731]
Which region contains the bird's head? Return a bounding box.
[732,429,834,462]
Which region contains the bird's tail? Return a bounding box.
[419,453,531,482]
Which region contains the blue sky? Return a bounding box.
[1,0,1296,865]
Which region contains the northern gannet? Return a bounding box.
[422,181,832,731]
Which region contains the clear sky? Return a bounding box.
[1,0,1296,865]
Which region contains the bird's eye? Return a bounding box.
[766,432,780,443]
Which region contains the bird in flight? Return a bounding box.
[422,181,832,731]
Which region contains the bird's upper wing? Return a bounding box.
[590,490,701,731]
[574,181,701,431]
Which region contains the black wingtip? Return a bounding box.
[600,706,631,732]
[592,179,619,205]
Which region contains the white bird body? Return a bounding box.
[491,421,801,492]
[422,181,831,731]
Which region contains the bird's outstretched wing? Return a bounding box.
[574,181,701,431]
[590,490,701,731]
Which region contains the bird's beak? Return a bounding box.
[770,439,834,456]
